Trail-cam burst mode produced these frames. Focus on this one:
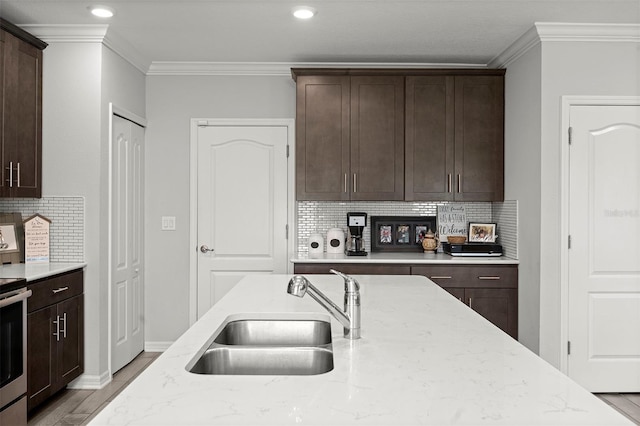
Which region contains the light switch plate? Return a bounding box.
[161,216,176,231]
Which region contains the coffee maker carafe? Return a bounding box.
[347,212,367,256]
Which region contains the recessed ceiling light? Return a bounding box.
[292,6,316,19]
[89,5,115,18]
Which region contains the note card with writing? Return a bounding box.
[24,214,51,263]
[437,204,467,242]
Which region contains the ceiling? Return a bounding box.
[1,0,639,66]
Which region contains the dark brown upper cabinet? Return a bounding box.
[293,68,504,202]
[405,73,504,201]
[0,19,46,198]
[294,72,404,201]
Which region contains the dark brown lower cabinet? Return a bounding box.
[294,262,517,339]
[27,270,84,411]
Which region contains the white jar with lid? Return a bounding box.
[326,228,345,254]
[308,233,324,254]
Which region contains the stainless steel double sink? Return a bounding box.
[186,313,334,376]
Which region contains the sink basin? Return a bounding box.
[186,314,334,376]
[189,346,334,375]
[213,318,332,346]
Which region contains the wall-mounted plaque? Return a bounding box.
[24,214,51,263]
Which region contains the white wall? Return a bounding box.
[41,39,145,382]
[144,75,295,344]
[538,41,640,367]
[41,41,104,377]
[503,44,542,353]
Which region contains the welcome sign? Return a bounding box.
[437,204,467,242]
[24,214,51,263]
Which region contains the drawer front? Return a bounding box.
[27,270,84,313]
[294,263,411,275]
[411,264,517,288]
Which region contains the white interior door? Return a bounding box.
[111,113,145,373]
[568,104,640,391]
[196,124,290,318]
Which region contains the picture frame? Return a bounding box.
[468,222,497,243]
[0,223,20,254]
[371,216,437,252]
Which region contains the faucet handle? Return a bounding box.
[329,269,360,293]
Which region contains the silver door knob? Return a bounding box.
[200,245,214,253]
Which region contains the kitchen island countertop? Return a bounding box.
[90,274,628,425]
[0,262,86,281]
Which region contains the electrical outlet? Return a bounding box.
[161,216,176,231]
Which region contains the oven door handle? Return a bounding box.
[0,288,32,308]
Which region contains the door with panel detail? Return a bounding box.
[111,114,145,374]
[197,125,289,318]
[568,104,640,391]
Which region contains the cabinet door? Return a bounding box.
[295,75,350,200]
[350,76,404,201]
[1,31,42,198]
[453,76,504,201]
[57,295,84,387]
[465,288,517,339]
[27,305,57,411]
[405,76,455,200]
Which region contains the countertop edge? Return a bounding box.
[0,262,87,281]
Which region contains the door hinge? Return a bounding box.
[568,341,571,355]
[568,127,573,145]
[286,145,290,158]
[286,224,289,239]
[568,235,572,249]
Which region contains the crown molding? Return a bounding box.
[20,24,108,43]
[146,61,489,76]
[20,24,150,74]
[489,22,640,68]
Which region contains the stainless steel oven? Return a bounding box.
[0,278,31,426]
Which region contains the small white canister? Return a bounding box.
[308,233,324,255]
[326,228,345,254]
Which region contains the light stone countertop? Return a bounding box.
[0,262,86,281]
[292,252,519,264]
[90,274,628,425]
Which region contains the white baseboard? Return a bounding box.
[67,370,112,390]
[145,341,173,352]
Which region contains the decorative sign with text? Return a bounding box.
[24,214,51,263]
[437,204,467,242]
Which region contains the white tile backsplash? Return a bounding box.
[297,200,518,259]
[0,197,84,262]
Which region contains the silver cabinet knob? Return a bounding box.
[200,245,214,253]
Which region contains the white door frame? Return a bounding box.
[559,95,640,374]
[107,103,147,376]
[188,118,296,325]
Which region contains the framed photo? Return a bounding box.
[0,223,20,254]
[371,216,436,252]
[468,223,497,243]
[378,224,393,244]
[396,225,410,244]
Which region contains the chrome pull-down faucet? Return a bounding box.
[287,269,361,340]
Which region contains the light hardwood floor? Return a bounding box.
[26,351,640,425]
[27,352,160,426]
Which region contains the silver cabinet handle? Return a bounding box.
[430,276,452,279]
[478,276,501,280]
[53,315,60,341]
[468,298,472,308]
[447,174,452,193]
[61,312,67,338]
[353,173,357,193]
[6,161,12,187]
[16,162,20,187]
[344,173,347,193]
[200,245,214,253]
[52,286,69,294]
[457,174,461,193]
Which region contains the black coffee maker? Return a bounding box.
[346,212,367,256]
